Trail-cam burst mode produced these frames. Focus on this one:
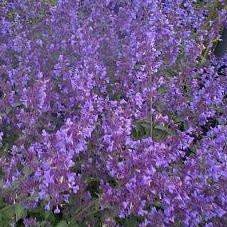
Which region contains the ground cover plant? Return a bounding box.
[0,0,227,226]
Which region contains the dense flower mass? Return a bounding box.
[0,0,226,226]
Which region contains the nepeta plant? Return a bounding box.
[0,0,226,226]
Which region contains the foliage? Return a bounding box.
[0,0,226,226]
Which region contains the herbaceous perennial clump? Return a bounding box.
[0,0,226,226]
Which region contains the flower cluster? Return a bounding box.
[0,0,226,226]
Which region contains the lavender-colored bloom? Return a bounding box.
[0,0,226,225]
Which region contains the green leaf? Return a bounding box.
[0,205,15,226]
[0,197,5,209]
[0,203,26,226]
[116,215,143,227]
[43,0,58,6]
[15,204,27,222]
[132,120,151,140]
[56,220,68,227]
[153,124,173,141]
